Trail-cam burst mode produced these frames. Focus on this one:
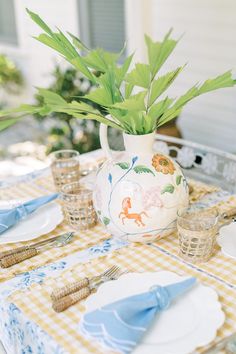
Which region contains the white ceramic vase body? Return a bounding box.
[94,124,189,242]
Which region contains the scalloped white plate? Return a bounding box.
[217,222,236,259]
[85,271,225,354]
[0,201,63,244]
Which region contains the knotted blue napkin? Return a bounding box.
[0,193,58,235]
[80,277,196,354]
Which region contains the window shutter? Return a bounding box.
[79,0,125,53]
[0,0,18,45]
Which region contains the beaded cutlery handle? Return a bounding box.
[52,287,91,312]
[0,232,74,260]
[0,248,38,268]
[0,246,29,259]
[51,278,89,301]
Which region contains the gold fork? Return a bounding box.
[52,266,126,312]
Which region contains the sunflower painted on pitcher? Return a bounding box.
[152,154,176,175]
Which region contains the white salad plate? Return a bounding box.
[85,271,225,354]
[217,222,236,259]
[0,201,63,244]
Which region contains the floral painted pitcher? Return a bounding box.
[93,124,189,242]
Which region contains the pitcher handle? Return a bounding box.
[99,123,113,159]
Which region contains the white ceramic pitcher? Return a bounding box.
[93,124,189,243]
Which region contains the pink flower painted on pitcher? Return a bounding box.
[142,186,163,210]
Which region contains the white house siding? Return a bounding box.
[147,0,236,152]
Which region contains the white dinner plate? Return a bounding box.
[0,201,63,244]
[217,222,236,259]
[85,271,225,354]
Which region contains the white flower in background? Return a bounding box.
[177,147,195,168]
[154,141,169,156]
[223,162,236,182]
[201,153,218,174]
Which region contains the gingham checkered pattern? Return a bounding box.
[1,154,236,353]
[0,156,108,283]
[9,243,236,354]
[0,222,110,283]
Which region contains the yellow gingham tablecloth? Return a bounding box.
[1,150,236,354]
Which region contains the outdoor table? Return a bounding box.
[0,146,236,354]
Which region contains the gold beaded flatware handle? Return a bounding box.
[52,268,129,312]
[0,248,38,268]
[52,287,91,313]
[51,265,121,301]
[0,246,30,259]
[0,232,74,268]
[0,232,74,261]
[51,278,89,301]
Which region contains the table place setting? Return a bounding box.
[1,147,236,354]
[80,274,198,354]
[81,270,227,354]
[0,193,62,244]
[0,142,236,354]
[1,9,236,354]
[0,152,112,283]
[5,255,229,354]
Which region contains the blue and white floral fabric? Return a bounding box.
[0,237,127,354]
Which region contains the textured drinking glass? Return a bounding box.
[61,182,97,230]
[177,208,219,263]
[50,150,80,191]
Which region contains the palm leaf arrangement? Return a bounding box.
[0,9,235,133]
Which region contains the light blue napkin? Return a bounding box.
[0,193,58,235]
[80,277,196,354]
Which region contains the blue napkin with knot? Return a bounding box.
[0,193,58,235]
[80,277,196,354]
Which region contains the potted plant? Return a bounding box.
[0,9,235,242]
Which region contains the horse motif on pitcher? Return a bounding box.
[119,197,148,227]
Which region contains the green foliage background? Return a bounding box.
[0,54,23,130]
[34,66,101,154]
[0,54,23,92]
[0,9,235,135]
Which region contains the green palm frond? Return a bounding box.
[1,9,235,134]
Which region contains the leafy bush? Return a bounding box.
[34,65,101,154]
[0,54,23,93]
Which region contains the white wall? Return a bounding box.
[145,0,236,152]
